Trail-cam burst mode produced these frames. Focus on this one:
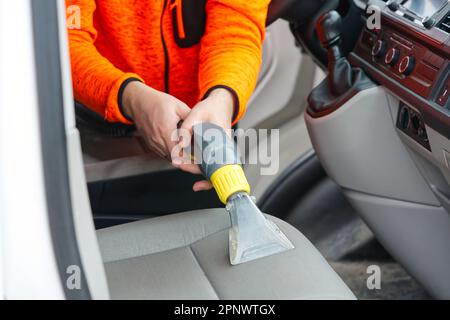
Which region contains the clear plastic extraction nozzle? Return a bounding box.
[226,192,294,265]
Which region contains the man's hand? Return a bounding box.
[181,88,234,134]
[174,88,235,192]
[122,81,190,159]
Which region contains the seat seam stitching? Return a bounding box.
[188,245,220,300]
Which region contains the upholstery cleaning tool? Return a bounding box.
[192,123,294,265]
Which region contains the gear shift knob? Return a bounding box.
[308,10,374,114]
[316,10,342,49]
[316,10,350,96]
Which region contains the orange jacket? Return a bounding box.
[66,0,269,125]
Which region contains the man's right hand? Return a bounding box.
[121,81,191,159]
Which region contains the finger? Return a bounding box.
[161,119,183,159]
[152,146,167,159]
[176,103,191,120]
[174,162,202,175]
[142,135,167,159]
[180,111,198,136]
[166,105,191,157]
[176,120,194,158]
[153,143,168,159]
[193,180,213,192]
[151,133,167,152]
[164,133,179,161]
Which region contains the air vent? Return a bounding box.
[438,13,450,33]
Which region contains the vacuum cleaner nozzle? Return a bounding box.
[227,192,294,265]
[192,123,294,265]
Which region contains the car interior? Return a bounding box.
[18,0,450,299]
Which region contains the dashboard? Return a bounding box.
[350,0,450,146]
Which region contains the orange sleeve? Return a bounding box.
[66,0,142,124]
[198,0,270,125]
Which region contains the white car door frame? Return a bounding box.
[0,0,93,299]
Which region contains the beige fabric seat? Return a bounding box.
[97,209,356,300]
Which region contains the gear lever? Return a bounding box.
[308,10,374,115]
[317,10,343,58]
[316,10,353,96]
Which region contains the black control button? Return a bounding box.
[385,48,400,66]
[387,0,400,12]
[372,40,387,58]
[422,17,436,29]
[398,56,415,75]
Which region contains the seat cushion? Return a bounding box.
[97,209,356,300]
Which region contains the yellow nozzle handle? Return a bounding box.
[210,164,251,204]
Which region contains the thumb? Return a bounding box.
[176,103,191,121]
[180,111,198,136]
